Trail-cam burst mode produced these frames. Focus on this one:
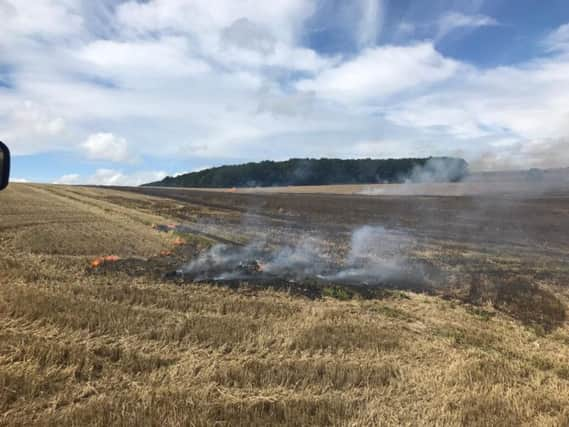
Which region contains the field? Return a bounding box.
[2,183,569,426]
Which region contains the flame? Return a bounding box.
[173,237,186,246]
[160,250,173,256]
[90,255,120,268]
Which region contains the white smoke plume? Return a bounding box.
[179,225,419,286]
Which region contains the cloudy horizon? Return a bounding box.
[2,0,569,185]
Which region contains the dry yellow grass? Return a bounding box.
[1,184,569,426]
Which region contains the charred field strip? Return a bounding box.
[2,183,569,426]
[119,185,569,283]
[110,185,569,330]
[122,185,569,251]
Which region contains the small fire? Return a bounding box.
[173,237,186,246]
[90,255,120,268]
[160,250,173,256]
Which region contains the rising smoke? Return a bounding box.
[179,225,421,286]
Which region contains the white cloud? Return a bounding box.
[55,169,167,186]
[78,37,210,82]
[0,101,67,155]
[385,97,491,139]
[54,173,81,185]
[385,48,569,143]
[1,1,568,176]
[544,23,569,52]
[10,101,65,136]
[297,43,460,102]
[381,28,569,170]
[113,0,332,74]
[257,88,315,117]
[116,0,315,44]
[217,41,335,72]
[82,133,132,163]
[437,12,498,40]
[0,0,83,43]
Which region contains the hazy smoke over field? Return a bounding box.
[359,157,469,195]
[406,157,468,183]
[180,225,417,285]
[320,225,411,282]
[262,237,329,278]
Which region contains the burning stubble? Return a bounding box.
[176,225,430,289]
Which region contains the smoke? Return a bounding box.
[178,225,419,286]
[263,237,330,278]
[405,157,468,183]
[468,137,569,172]
[359,157,469,195]
[181,240,266,280]
[319,225,413,283]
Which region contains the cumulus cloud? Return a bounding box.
[385,43,569,143]
[82,133,132,163]
[221,18,276,54]
[296,43,460,102]
[0,0,83,43]
[544,23,569,53]
[1,1,569,177]
[257,88,315,117]
[0,101,67,155]
[54,173,81,185]
[10,101,65,136]
[77,37,210,82]
[116,0,315,44]
[55,169,167,186]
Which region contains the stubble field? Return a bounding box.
[1,183,569,426]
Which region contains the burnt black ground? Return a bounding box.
[114,186,569,253]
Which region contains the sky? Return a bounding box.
[1,0,569,185]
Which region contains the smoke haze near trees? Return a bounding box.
[146,157,468,188]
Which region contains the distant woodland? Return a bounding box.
[145,157,469,188]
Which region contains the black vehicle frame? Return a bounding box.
[0,141,10,191]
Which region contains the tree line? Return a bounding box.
[144,157,469,188]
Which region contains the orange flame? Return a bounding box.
[160,250,173,256]
[173,237,186,246]
[90,255,120,268]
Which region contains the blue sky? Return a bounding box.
[1,0,569,185]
